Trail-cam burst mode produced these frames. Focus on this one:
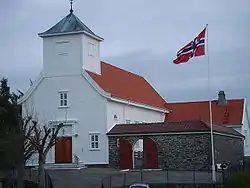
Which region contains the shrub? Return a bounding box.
[225,170,250,188]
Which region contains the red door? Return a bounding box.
[119,139,133,169]
[144,138,158,169]
[55,137,72,163]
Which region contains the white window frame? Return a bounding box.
[89,133,100,150]
[58,91,69,108]
[88,42,95,57]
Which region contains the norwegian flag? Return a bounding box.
[173,27,206,64]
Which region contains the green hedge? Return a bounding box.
[225,170,250,188]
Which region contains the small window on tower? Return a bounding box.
[56,40,69,56]
[88,42,95,57]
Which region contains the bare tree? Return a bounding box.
[29,121,64,188]
[22,115,35,163]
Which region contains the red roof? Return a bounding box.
[107,120,243,137]
[86,62,167,109]
[165,99,244,125]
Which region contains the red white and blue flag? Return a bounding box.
[173,27,206,64]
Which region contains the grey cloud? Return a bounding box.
[0,0,249,105]
[104,46,250,102]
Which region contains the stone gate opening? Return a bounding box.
[107,121,244,170]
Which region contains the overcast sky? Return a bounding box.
[0,0,250,104]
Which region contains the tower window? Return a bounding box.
[56,40,69,56]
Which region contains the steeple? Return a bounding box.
[70,0,73,14]
[39,4,103,76]
[38,6,103,41]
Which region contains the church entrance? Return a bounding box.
[55,137,72,163]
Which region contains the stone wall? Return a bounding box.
[213,134,244,167]
[108,136,119,168]
[108,133,244,170]
[154,134,210,170]
[108,134,211,170]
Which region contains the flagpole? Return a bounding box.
[206,24,216,183]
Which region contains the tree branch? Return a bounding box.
[44,123,64,155]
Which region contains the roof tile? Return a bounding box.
[165,99,244,125]
[87,62,167,109]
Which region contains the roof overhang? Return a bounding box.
[38,30,104,41]
[81,70,111,98]
[107,131,244,139]
[17,71,44,104]
[110,97,169,113]
[17,69,109,105]
[226,124,243,128]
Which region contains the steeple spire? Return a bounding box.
[70,0,73,13]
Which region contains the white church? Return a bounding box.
[18,7,250,168]
[18,8,168,167]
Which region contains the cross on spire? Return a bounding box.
[70,0,73,13]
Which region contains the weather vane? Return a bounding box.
[70,0,73,13]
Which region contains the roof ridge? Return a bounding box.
[167,99,244,105]
[73,13,96,35]
[116,122,165,126]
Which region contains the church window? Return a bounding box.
[59,91,68,107]
[89,133,100,149]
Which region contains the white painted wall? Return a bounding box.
[105,100,165,163]
[82,34,101,75]
[23,74,108,165]
[43,35,83,77]
[42,33,101,77]
[241,102,250,156]
[107,100,165,131]
[229,100,250,156]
